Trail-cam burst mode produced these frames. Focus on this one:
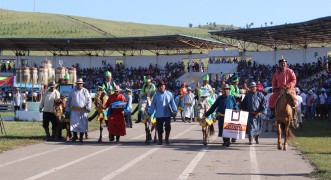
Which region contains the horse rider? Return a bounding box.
[148,80,177,145]
[135,76,156,123]
[66,78,92,142]
[39,81,60,141]
[269,57,297,122]
[205,84,238,147]
[196,74,214,101]
[102,71,117,96]
[241,82,267,145]
[182,87,195,123]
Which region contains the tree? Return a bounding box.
[188,23,193,28]
[265,22,267,27]
[270,21,273,26]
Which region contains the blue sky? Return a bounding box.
[1,0,330,28]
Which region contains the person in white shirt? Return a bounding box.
[295,88,303,128]
[182,87,195,123]
[39,81,61,141]
[12,88,21,114]
[300,89,307,116]
[21,90,27,111]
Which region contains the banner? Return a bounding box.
[222,109,248,139]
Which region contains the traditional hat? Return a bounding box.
[105,71,112,77]
[320,88,325,92]
[278,55,287,63]
[203,74,209,81]
[114,85,121,91]
[76,78,84,84]
[308,90,313,94]
[63,74,70,80]
[125,88,132,92]
[144,76,151,83]
[98,85,104,90]
[222,84,230,89]
[187,87,192,91]
[232,75,239,82]
[48,81,56,87]
[249,82,257,87]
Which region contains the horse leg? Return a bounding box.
[145,123,151,145]
[98,121,103,143]
[206,125,210,145]
[283,121,290,151]
[277,122,282,150]
[202,127,207,145]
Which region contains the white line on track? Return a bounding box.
[249,144,260,180]
[100,125,198,180]
[0,146,69,168]
[177,134,217,180]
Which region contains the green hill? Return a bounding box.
[0,9,217,39]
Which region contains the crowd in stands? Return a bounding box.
[1,62,14,73]
[77,61,186,92]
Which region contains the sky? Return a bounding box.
[1,0,331,28]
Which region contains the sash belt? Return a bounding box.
[249,111,260,115]
[72,106,85,111]
[219,113,225,117]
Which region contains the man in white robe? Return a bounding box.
[182,87,195,123]
[66,78,91,142]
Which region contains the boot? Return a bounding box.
[50,130,56,141]
[255,135,259,144]
[116,136,120,142]
[248,135,253,145]
[109,135,114,142]
[79,133,84,142]
[158,132,163,145]
[43,127,51,141]
[269,108,275,119]
[72,132,78,142]
[299,122,303,130]
[85,132,88,139]
[165,130,170,145]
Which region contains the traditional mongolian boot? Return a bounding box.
[158,132,163,145]
[248,135,253,145]
[79,133,84,142]
[109,135,114,142]
[43,127,51,141]
[165,130,170,145]
[116,136,120,142]
[72,132,78,142]
[255,135,259,144]
[50,130,56,141]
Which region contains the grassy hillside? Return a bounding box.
[0,9,213,38]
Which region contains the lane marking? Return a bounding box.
[177,135,217,180]
[250,144,261,180]
[25,124,192,180]
[0,146,69,168]
[100,125,198,180]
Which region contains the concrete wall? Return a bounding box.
[246,47,331,65]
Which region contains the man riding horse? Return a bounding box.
[269,57,297,122]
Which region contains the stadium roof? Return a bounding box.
[0,34,232,56]
[209,16,331,50]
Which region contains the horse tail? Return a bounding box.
[209,124,215,136]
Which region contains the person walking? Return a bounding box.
[66,78,92,142]
[182,87,195,123]
[204,84,238,147]
[148,80,177,145]
[39,81,60,141]
[241,82,267,145]
[104,85,127,142]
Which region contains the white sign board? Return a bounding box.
[222,109,248,139]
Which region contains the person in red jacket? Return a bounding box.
[269,57,297,120]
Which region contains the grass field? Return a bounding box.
[290,120,331,180]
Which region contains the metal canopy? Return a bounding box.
[0,34,232,56]
[209,16,331,50]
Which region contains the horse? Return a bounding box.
[196,97,215,145]
[88,90,108,142]
[54,98,71,141]
[275,88,295,150]
[139,96,157,145]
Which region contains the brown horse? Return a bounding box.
[54,98,71,141]
[196,98,215,145]
[275,88,294,150]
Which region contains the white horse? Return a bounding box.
[196,98,215,145]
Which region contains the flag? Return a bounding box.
[0,76,14,86]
